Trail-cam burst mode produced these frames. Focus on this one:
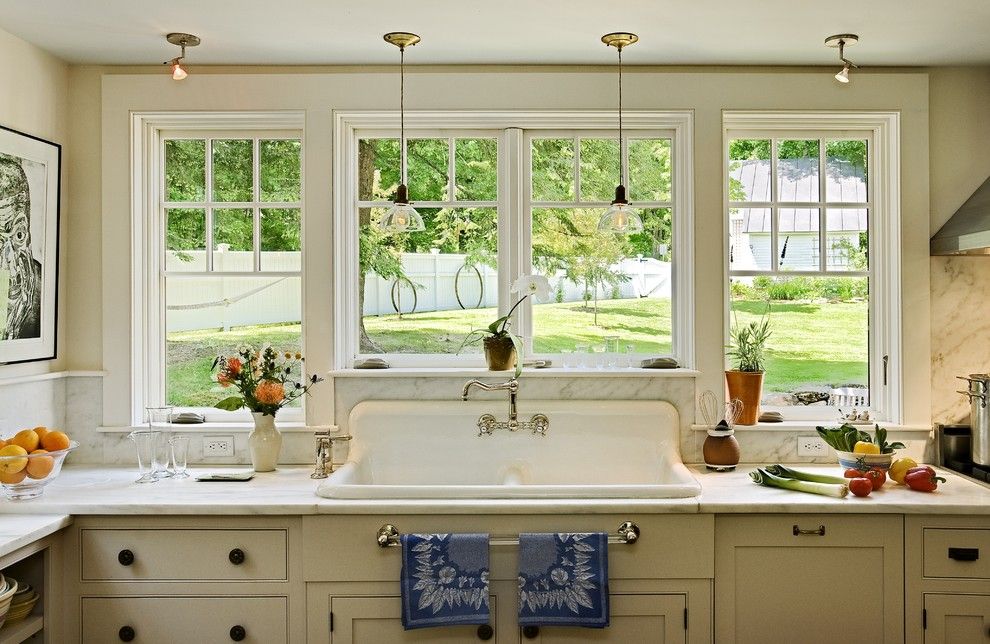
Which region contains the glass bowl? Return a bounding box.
[0,441,78,500]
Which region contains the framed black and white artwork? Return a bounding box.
[0,124,60,364]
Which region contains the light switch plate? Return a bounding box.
[203,435,235,457]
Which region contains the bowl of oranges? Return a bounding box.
[0,427,76,500]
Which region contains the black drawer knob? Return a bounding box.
[948,547,979,562]
[523,625,540,638]
[477,624,494,640]
[118,549,135,566]
[230,625,246,641]
[118,626,135,642]
[228,548,246,565]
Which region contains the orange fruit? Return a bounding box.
[33,427,49,444]
[11,430,39,452]
[26,450,54,479]
[0,445,29,474]
[0,469,27,484]
[41,431,70,452]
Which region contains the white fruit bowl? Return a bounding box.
[0,442,78,500]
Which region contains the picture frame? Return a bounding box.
[0,124,61,364]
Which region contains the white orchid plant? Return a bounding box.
[459,274,551,375]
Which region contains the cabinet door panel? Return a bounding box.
[924,594,990,644]
[534,594,685,643]
[331,595,500,644]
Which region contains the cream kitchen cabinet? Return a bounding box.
[906,515,990,644]
[303,515,713,644]
[715,514,904,644]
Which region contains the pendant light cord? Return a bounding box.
[618,45,625,188]
[400,45,407,186]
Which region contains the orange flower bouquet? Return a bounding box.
[212,346,323,417]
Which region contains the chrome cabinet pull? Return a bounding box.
[793,524,826,536]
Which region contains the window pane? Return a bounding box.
[729,208,772,271]
[260,139,301,202]
[579,138,619,202]
[531,138,575,201]
[166,208,206,271]
[407,138,449,201]
[261,209,301,271]
[778,208,820,271]
[455,138,497,201]
[628,138,672,202]
[165,275,302,407]
[728,139,770,202]
[777,140,820,202]
[531,208,672,355]
[358,138,399,202]
[730,276,868,406]
[826,209,868,271]
[214,208,253,253]
[212,139,253,202]
[826,140,868,203]
[359,207,498,355]
[165,139,205,202]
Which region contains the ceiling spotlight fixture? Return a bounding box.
[378,32,425,232]
[825,34,859,84]
[163,32,200,81]
[598,32,644,234]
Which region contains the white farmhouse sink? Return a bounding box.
[316,399,700,500]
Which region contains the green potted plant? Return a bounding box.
[725,311,771,425]
[460,274,550,376]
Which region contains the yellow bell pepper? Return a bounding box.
[889,457,918,484]
[853,440,881,455]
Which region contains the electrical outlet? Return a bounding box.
[203,435,235,458]
[797,436,828,457]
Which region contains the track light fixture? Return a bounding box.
[164,32,200,81]
[825,34,859,84]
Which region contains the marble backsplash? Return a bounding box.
[931,256,990,425]
[3,373,933,467]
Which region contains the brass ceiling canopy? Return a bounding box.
[166,32,201,48]
[601,32,639,50]
[383,32,421,49]
[824,33,858,48]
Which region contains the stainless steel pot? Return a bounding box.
[957,374,990,465]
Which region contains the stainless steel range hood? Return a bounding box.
[931,176,990,255]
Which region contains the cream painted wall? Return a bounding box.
[84,68,931,430]
[929,66,990,423]
[0,26,68,378]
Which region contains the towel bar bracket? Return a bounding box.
[376,521,641,548]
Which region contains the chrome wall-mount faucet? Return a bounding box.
[311,429,353,479]
[461,378,549,436]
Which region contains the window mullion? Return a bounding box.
[253,137,261,272]
[205,138,214,272]
[769,139,779,272]
[819,139,827,272]
[573,136,581,203]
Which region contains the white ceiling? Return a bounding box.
[0,0,988,67]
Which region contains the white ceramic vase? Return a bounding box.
[249,412,282,472]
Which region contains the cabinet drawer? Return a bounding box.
[82,596,286,643]
[81,529,287,581]
[923,528,990,579]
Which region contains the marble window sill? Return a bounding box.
[97,422,336,434]
[690,421,932,432]
[329,367,700,378]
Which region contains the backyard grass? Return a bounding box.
[165,297,868,406]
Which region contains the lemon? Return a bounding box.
[853,440,881,455]
[0,445,29,474]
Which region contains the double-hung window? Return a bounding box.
[137,116,304,422]
[335,112,693,370]
[723,112,901,421]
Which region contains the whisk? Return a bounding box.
[724,399,743,430]
[699,391,721,428]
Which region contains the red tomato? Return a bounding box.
[865,468,887,491]
[904,467,946,492]
[849,477,872,497]
[844,468,866,479]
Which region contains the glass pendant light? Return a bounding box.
[598,32,644,234]
[379,32,425,232]
[825,34,859,84]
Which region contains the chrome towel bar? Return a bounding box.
[376,521,641,548]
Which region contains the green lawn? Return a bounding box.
[165,298,868,406]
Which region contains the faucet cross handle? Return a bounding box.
[477,413,498,437]
[529,414,550,436]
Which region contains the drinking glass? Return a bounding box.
[574,343,590,368]
[146,406,174,478]
[128,431,159,484]
[604,335,620,369]
[169,435,190,479]
[591,344,606,369]
[624,344,636,368]
[560,348,575,369]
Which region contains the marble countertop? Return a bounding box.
[0,514,71,559]
[0,465,985,516]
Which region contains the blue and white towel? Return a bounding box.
[518,532,610,628]
[400,533,491,630]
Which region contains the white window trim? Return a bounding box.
[131,111,305,426]
[722,111,902,423]
[332,110,695,370]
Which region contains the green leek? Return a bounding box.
[750,468,849,498]
[765,464,848,485]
